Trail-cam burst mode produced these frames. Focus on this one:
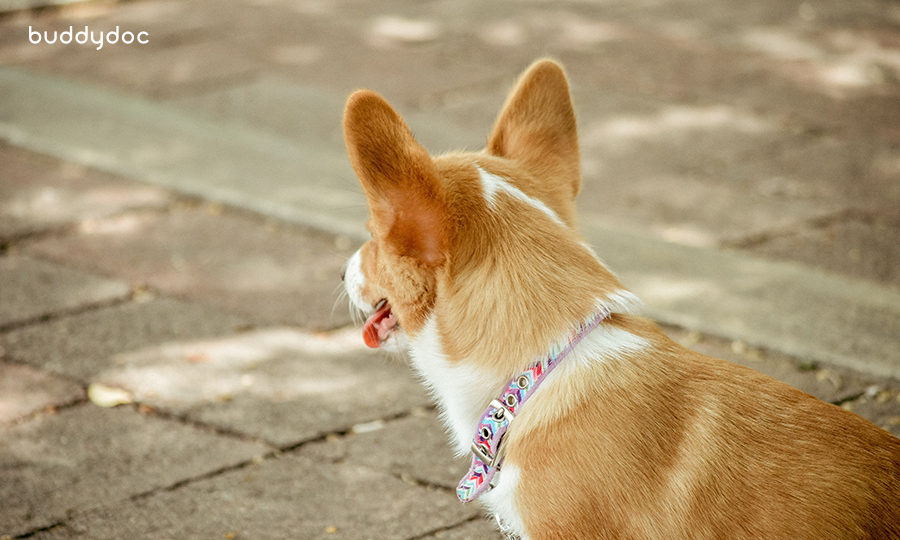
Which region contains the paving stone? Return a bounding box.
[30,452,478,540]
[0,255,130,329]
[662,325,881,406]
[298,409,468,490]
[21,0,504,101]
[0,362,83,424]
[93,327,431,446]
[0,2,259,98]
[0,144,171,242]
[167,77,349,152]
[842,391,900,438]
[746,217,900,290]
[0,404,269,538]
[0,297,252,381]
[23,207,355,329]
[574,97,852,247]
[422,518,506,540]
[0,0,86,12]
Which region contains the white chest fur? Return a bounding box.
[407,311,648,452]
[406,312,649,540]
[406,317,508,455]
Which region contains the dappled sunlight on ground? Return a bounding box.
[629,274,718,308]
[0,363,84,424]
[741,26,900,97]
[96,327,374,405]
[77,213,145,235]
[368,16,440,47]
[582,104,773,149]
[82,325,428,446]
[3,186,163,226]
[21,206,356,328]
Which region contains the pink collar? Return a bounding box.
[456,307,611,502]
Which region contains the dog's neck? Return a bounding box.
[406,293,644,456]
[457,307,613,502]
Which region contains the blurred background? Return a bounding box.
[3,0,900,266]
[1,0,899,538]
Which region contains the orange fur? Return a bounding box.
[511,316,900,539]
[343,58,900,539]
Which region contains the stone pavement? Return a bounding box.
[0,0,899,538]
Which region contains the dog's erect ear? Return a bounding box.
[487,59,581,199]
[343,90,446,266]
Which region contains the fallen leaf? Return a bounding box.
[138,404,156,415]
[88,383,133,408]
[186,352,211,364]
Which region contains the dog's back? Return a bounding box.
[507,315,900,539]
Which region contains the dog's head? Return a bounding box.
[342,59,636,376]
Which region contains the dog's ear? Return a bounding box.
[343,90,446,266]
[487,59,581,200]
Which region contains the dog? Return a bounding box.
[341,58,900,539]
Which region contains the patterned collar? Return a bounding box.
[456,307,611,502]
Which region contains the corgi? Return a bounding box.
[341,59,900,539]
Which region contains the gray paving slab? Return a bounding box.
[0,0,83,12]
[0,361,83,424]
[420,518,505,540]
[843,392,900,438]
[661,325,873,405]
[0,143,171,242]
[0,0,261,97]
[23,205,355,329]
[92,327,431,446]
[0,0,503,100]
[0,254,130,329]
[583,221,900,381]
[0,297,252,380]
[746,215,900,290]
[29,452,479,540]
[298,408,468,490]
[573,96,865,246]
[0,404,269,538]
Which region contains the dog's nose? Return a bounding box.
[340,260,348,282]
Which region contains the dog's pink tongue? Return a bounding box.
[363,302,395,349]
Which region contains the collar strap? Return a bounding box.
[456,307,611,502]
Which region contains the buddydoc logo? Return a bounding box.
[29,26,149,50]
